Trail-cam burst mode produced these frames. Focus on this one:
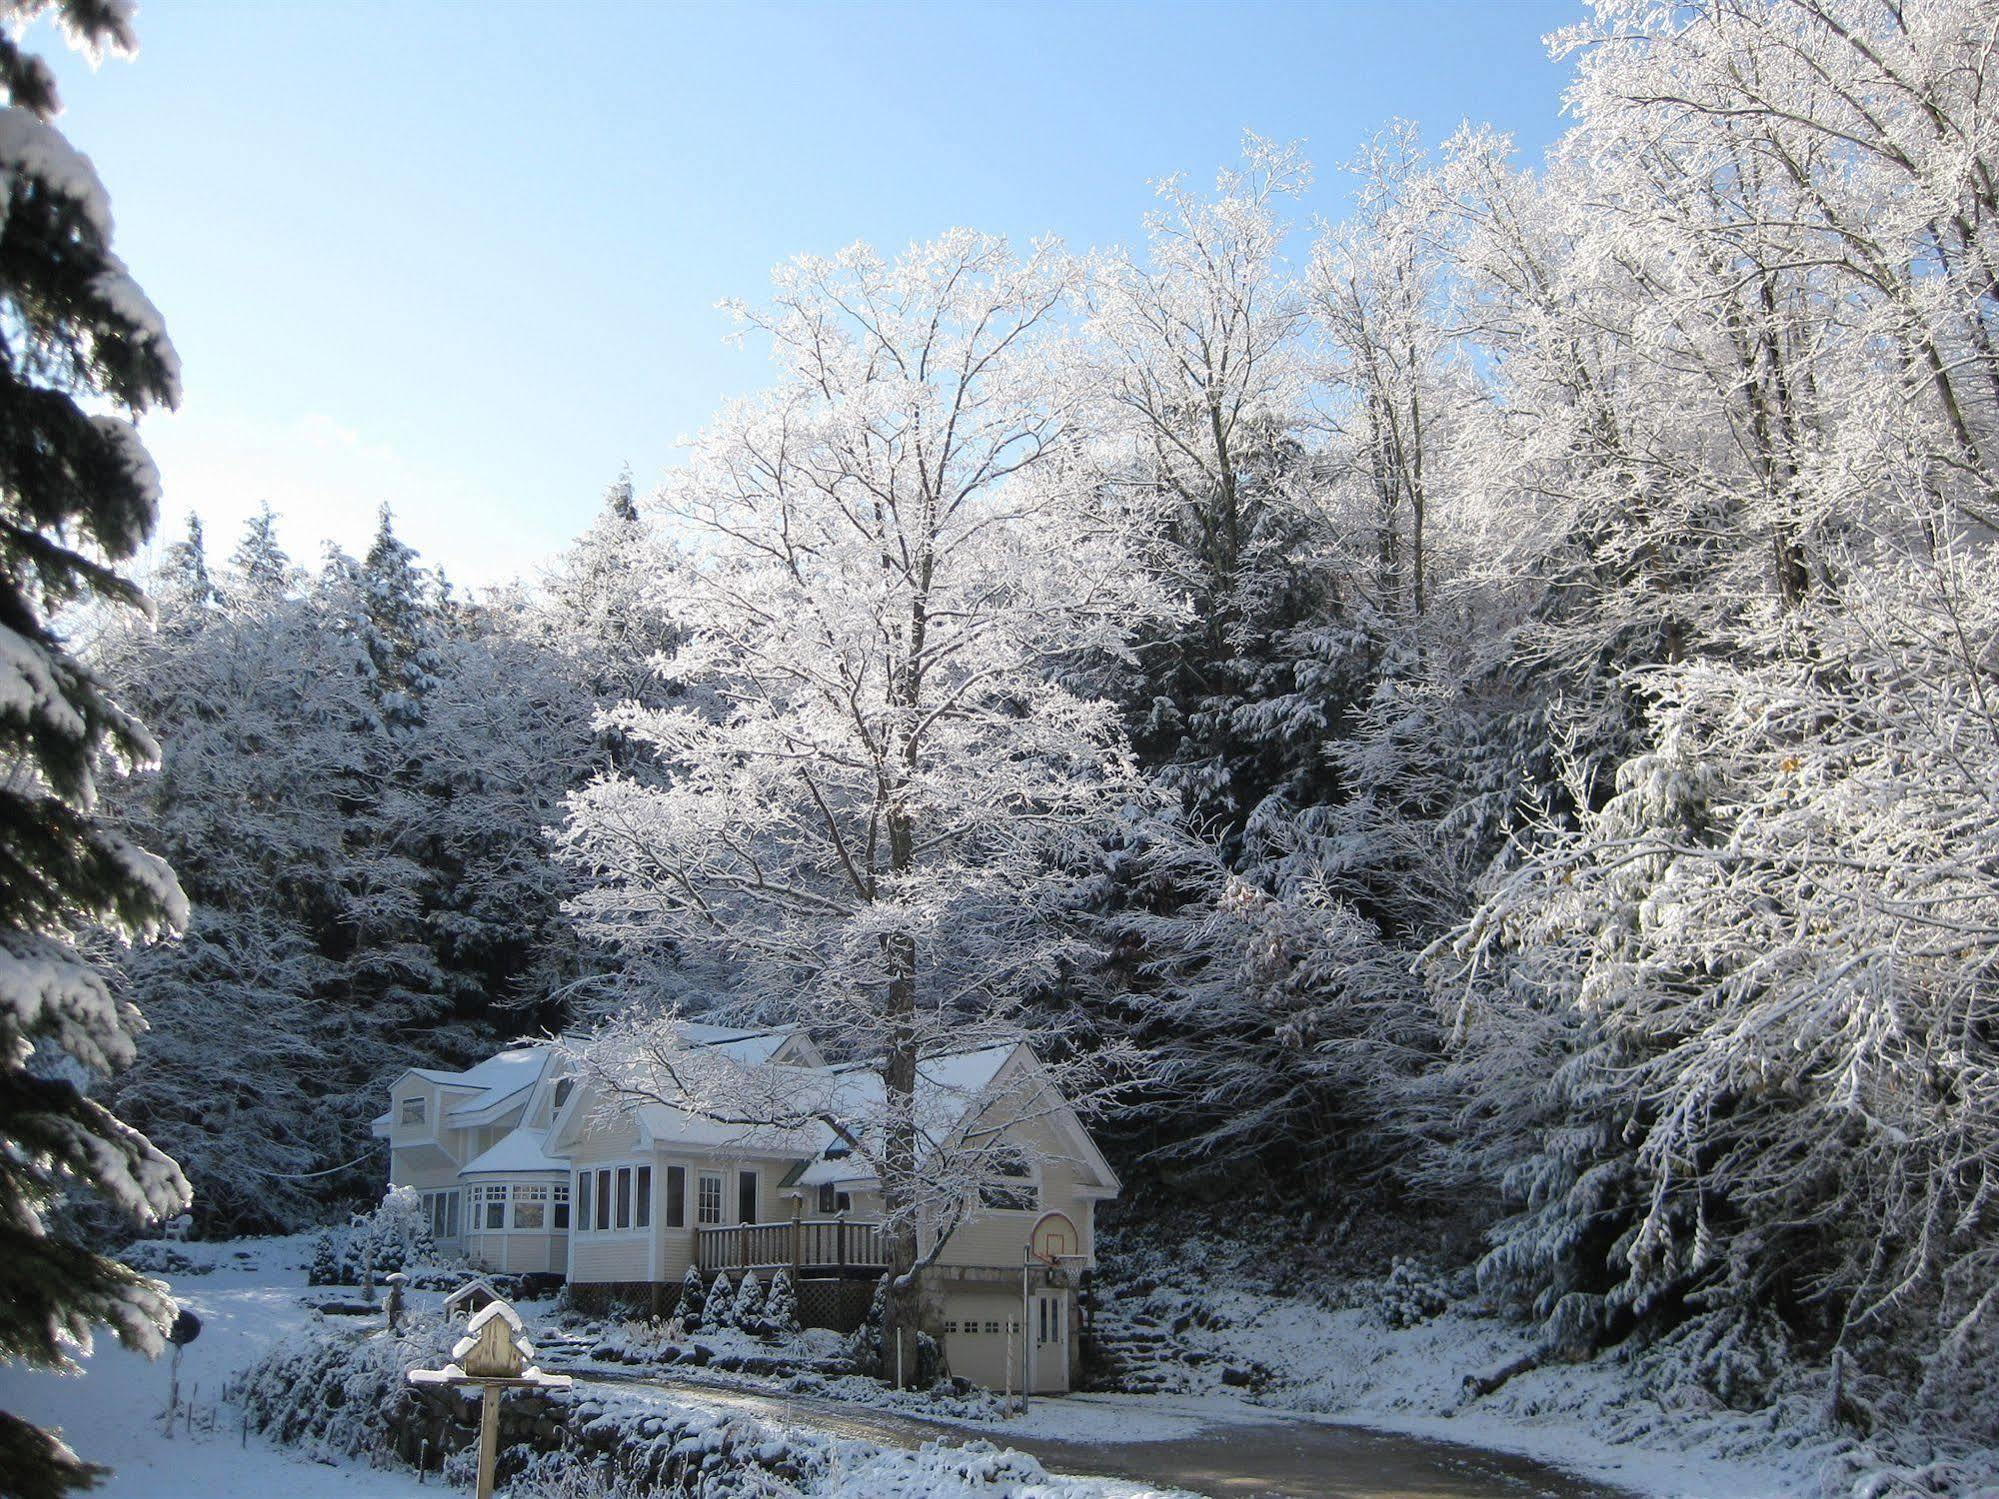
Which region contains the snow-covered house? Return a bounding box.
[378,1024,1120,1393]
[372,1046,573,1274]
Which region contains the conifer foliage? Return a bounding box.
[0,6,191,1494]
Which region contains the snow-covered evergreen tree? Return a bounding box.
[731,1268,765,1335]
[705,1270,735,1332]
[0,7,191,1493]
[765,1268,799,1335]
[676,1263,706,1332]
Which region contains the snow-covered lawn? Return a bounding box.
[0,1236,428,1498]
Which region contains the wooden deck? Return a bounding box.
[695,1216,888,1278]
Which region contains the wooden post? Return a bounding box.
[836,1212,847,1272]
[474,1384,501,1499]
[790,1199,802,1278]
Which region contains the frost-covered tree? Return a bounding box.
[95,506,596,1228]
[0,6,191,1493]
[1081,136,1343,845]
[563,231,1158,1379]
[1420,0,1999,1436]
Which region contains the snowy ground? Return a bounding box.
[1081,1224,1980,1499]
[0,1237,1190,1499]
[0,1234,1866,1498]
[0,1236,428,1499]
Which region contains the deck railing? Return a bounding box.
[695,1215,887,1276]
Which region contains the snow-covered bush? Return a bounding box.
[846,1274,890,1377]
[765,1269,799,1335]
[308,1228,345,1287]
[705,1270,734,1332]
[1374,1258,1450,1330]
[356,1185,434,1276]
[240,1313,451,1460]
[675,1263,705,1331]
[730,1268,765,1333]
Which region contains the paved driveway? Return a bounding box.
[582,1370,1634,1498]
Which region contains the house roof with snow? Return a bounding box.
[460,1124,567,1177]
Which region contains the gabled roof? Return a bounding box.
[422,1047,553,1121]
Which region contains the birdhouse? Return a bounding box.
[444,1277,502,1318]
[453,1300,533,1379]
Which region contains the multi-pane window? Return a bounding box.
[697,1173,723,1225]
[421,1189,461,1241]
[815,1184,852,1215]
[482,1184,507,1231]
[512,1184,547,1230]
[635,1167,652,1229]
[399,1096,425,1124]
[552,1183,570,1231]
[978,1151,1039,1213]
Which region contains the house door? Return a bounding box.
[1032,1292,1068,1391]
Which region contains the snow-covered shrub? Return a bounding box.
[705,1270,734,1332]
[765,1269,799,1335]
[731,1268,765,1333]
[308,1228,344,1287]
[356,1185,433,1275]
[1375,1258,1450,1330]
[675,1263,704,1331]
[240,1312,452,1460]
[846,1273,890,1376]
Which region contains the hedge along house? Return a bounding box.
[380,1023,1120,1394]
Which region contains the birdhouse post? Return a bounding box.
[408,1296,571,1499]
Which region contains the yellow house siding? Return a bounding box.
[568,1233,651,1284]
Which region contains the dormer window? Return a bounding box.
[553,1079,573,1110]
[399,1096,425,1125]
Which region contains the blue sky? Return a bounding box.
[42,1,1582,589]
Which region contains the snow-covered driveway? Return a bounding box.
[578,1369,1635,1498]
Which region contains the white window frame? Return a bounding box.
[697,1172,724,1226]
[512,1183,548,1231]
[399,1096,425,1125]
[576,1162,654,1237]
[976,1153,1041,1215]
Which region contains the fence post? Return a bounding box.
[837,1212,847,1272]
[790,1199,803,1278]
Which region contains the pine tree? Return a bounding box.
[676,1263,706,1332]
[765,1269,799,1336]
[732,1269,765,1335]
[356,504,442,733]
[706,1270,735,1332]
[0,7,192,1494]
[225,500,292,607]
[154,514,212,623]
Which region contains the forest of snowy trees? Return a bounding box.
[11,0,1999,1489]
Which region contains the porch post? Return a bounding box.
[790,1198,802,1278]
